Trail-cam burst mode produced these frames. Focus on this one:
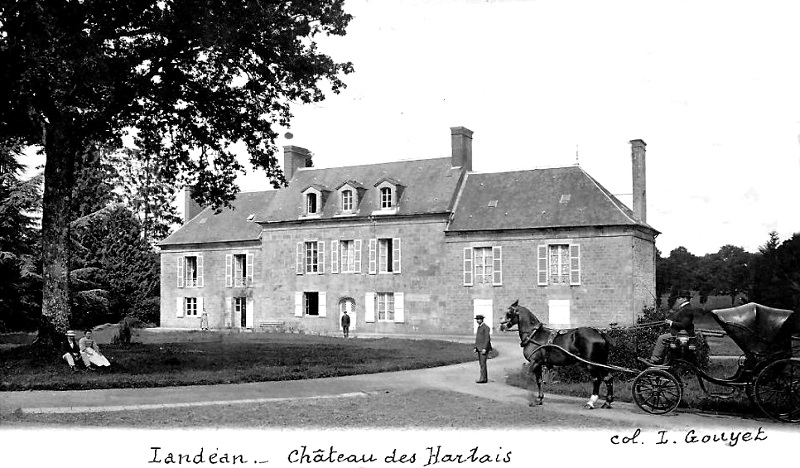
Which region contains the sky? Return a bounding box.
[233,0,800,256]
[21,0,800,256]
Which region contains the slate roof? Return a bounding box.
[448,166,658,232]
[255,157,463,223]
[159,191,275,247]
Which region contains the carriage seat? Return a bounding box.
[668,331,697,351]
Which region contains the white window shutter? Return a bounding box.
[176,297,184,318]
[294,292,303,317]
[569,244,581,285]
[196,255,204,288]
[368,239,377,274]
[493,246,503,286]
[354,240,362,273]
[246,298,254,328]
[319,292,327,317]
[463,248,473,286]
[225,254,233,287]
[177,257,185,288]
[318,241,325,274]
[392,238,401,273]
[331,241,339,273]
[246,253,254,285]
[296,242,304,275]
[225,298,232,328]
[537,245,548,286]
[365,292,376,323]
[197,296,204,315]
[394,292,405,323]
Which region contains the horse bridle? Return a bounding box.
[507,304,544,348]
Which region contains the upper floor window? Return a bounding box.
[296,241,325,275]
[225,253,253,287]
[537,244,581,286]
[463,246,502,286]
[341,190,353,212]
[368,238,401,274]
[380,187,393,209]
[177,254,203,288]
[306,193,318,215]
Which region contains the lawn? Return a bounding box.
[0,332,475,391]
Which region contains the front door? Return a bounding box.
[473,299,493,334]
[339,298,356,331]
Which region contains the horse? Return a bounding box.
[499,300,615,409]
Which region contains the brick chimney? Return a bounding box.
[450,127,473,171]
[183,187,203,224]
[630,139,647,223]
[283,145,313,181]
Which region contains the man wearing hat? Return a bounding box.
[60,331,82,372]
[474,314,492,383]
[647,292,695,365]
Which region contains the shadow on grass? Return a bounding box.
[0,333,475,391]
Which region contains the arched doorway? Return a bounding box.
[339,297,356,331]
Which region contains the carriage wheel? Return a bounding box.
[632,369,682,415]
[754,358,800,423]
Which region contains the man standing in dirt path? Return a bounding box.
[474,314,491,383]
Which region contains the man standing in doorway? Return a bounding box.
[474,314,492,383]
[341,310,351,338]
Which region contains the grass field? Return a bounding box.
[0,332,475,391]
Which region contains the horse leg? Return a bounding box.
[585,366,601,409]
[600,372,615,409]
[528,364,545,407]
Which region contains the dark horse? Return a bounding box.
[499,300,615,408]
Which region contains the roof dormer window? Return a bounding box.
[341,189,353,212]
[300,185,327,218]
[373,178,402,215]
[380,187,393,209]
[306,193,318,215]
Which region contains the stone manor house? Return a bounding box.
[159,127,659,336]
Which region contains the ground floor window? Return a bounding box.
[185,297,198,316]
[305,292,319,316]
[376,292,395,321]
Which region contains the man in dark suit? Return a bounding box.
[474,314,492,383]
[341,310,351,338]
[647,292,695,365]
[60,330,82,372]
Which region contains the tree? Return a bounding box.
[0,140,43,331]
[657,246,699,307]
[71,205,161,327]
[751,231,785,309]
[109,148,181,244]
[1,1,353,336]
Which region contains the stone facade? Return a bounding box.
[158,128,659,335]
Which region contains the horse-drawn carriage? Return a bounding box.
[633,302,799,422]
[500,301,800,423]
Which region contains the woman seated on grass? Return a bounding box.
[78,329,111,370]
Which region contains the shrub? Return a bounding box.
[549,306,710,383]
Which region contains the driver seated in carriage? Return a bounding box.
[645,292,696,366]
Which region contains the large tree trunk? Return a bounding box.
[37,126,76,343]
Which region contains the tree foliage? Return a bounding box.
[1,0,353,333]
[70,205,160,327]
[0,140,42,331]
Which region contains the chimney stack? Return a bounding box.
[283,146,312,182]
[450,127,473,171]
[183,187,203,224]
[630,139,647,223]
